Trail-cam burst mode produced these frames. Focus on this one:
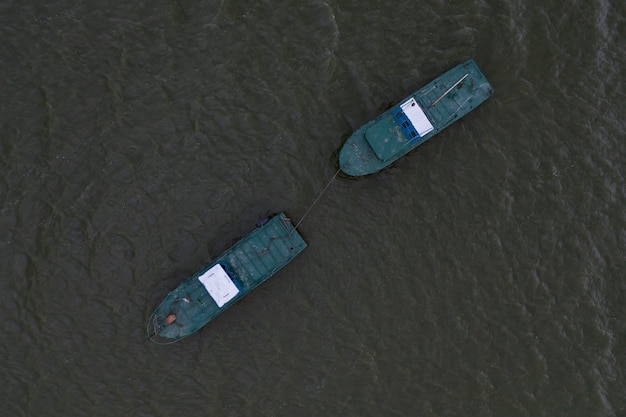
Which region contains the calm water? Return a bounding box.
[1,0,625,415]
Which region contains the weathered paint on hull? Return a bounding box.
[339,60,493,176]
[147,213,307,344]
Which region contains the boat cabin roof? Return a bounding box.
[198,264,239,307]
[400,98,434,137]
[365,98,434,161]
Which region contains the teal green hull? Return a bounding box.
[339,60,493,176]
[147,213,307,344]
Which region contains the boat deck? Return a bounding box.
[147,213,306,343]
[224,216,306,290]
[339,60,493,175]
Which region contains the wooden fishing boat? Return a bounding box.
[147,213,307,344]
[339,59,493,176]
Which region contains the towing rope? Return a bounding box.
[293,167,342,231]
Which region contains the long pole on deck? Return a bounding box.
[431,73,469,107]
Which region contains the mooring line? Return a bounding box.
[293,167,342,231]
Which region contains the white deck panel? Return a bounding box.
[401,98,434,136]
[198,264,239,307]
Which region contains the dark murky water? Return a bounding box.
[2,0,625,415]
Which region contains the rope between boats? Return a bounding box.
[293,167,342,231]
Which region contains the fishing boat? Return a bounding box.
[339,59,493,176]
[147,212,307,344]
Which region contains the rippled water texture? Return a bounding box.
[1,0,624,415]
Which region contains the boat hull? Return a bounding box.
[147,213,307,344]
[339,60,493,176]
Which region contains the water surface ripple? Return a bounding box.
[1,0,624,416]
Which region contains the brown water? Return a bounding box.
[1,0,625,415]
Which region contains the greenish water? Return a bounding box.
[1,0,624,416]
